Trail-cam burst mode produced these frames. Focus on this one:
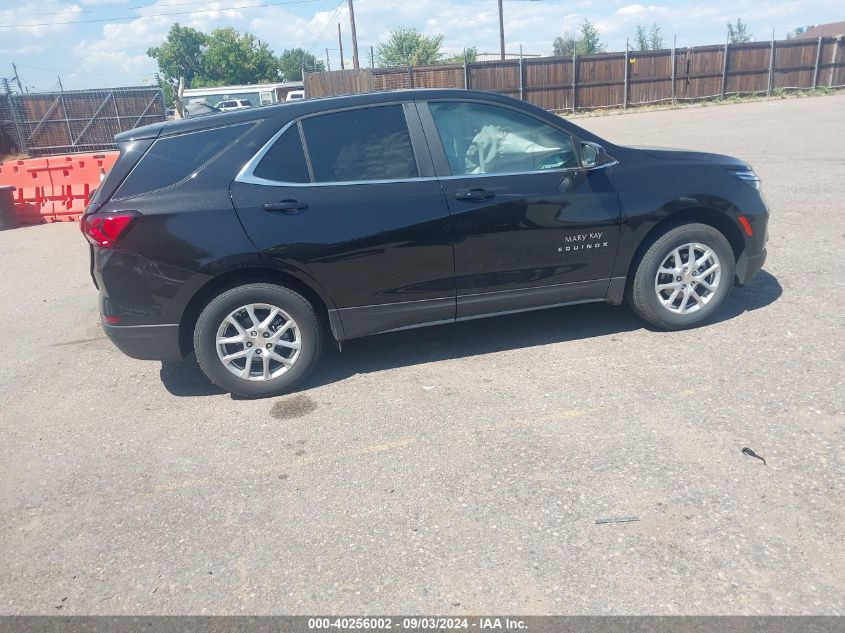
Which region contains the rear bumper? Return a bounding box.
[102,322,183,361]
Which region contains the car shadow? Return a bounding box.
[159,270,782,398]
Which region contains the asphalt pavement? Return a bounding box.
[0,94,843,615]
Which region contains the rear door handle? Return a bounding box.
[455,188,495,202]
[262,200,308,213]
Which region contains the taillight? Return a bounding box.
[80,211,139,248]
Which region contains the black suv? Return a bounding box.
[82,89,768,397]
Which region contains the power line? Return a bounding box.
[13,63,156,78]
[307,0,345,54]
[1,0,325,29]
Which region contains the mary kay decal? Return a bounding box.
[558,231,609,253]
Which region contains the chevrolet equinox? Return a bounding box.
[82,89,769,397]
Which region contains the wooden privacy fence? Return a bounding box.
[1,86,166,157]
[305,36,845,112]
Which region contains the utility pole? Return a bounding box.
[347,0,360,70]
[370,46,375,69]
[12,63,23,93]
[497,0,506,60]
[57,76,64,92]
[338,23,345,70]
[326,48,331,71]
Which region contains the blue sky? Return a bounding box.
[0,0,842,90]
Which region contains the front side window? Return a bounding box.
[429,101,578,176]
[253,126,310,183]
[301,105,418,183]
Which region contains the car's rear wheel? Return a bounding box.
[194,283,322,398]
[628,223,735,330]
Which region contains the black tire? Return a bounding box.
[194,283,322,398]
[628,223,735,330]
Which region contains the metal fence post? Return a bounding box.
[464,62,470,89]
[829,38,839,86]
[671,36,676,105]
[572,53,577,114]
[2,78,25,154]
[812,37,822,88]
[407,66,413,89]
[767,30,775,95]
[519,56,525,100]
[720,42,729,98]
[60,95,73,149]
[623,45,629,109]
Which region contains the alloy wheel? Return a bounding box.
[654,242,722,315]
[215,303,301,381]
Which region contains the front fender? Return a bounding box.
[611,162,768,281]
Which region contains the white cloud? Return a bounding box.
[0,1,83,40]
[616,4,653,17]
[12,0,845,89]
[0,44,49,57]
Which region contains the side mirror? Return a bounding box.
[580,142,616,169]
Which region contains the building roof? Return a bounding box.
[794,21,845,39]
[183,81,303,97]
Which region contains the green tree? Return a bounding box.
[278,48,325,80]
[634,23,664,51]
[196,27,280,86]
[727,18,751,44]
[377,28,444,67]
[146,23,207,88]
[442,47,478,64]
[147,24,288,95]
[553,32,577,57]
[576,20,605,55]
[159,80,176,110]
[635,25,649,51]
[649,23,664,49]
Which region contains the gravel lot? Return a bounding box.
[1,95,843,615]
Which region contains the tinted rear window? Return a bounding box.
[301,105,417,183]
[115,123,250,199]
[253,126,310,183]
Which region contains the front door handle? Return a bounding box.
[455,188,495,202]
[262,200,308,213]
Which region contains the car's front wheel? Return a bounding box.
[628,222,735,330]
[194,283,322,398]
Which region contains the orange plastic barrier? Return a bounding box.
[0,158,55,224]
[0,151,119,224]
[49,153,118,221]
